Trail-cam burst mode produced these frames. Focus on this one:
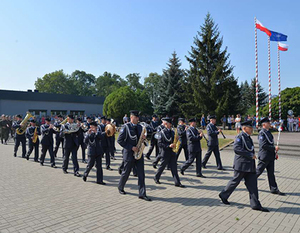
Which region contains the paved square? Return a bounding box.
[0,133,299,233]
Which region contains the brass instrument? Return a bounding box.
[172,128,181,153]
[134,125,147,160]
[32,127,38,143]
[61,123,80,134]
[105,123,116,137]
[53,118,68,132]
[16,112,33,135]
[81,123,88,131]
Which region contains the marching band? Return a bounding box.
[1,109,285,211]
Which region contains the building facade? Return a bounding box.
[0,90,105,117]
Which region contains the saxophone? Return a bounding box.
[172,128,181,153]
[32,127,38,143]
[134,125,147,160]
[16,112,33,135]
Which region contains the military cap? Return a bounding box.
[152,114,158,118]
[130,110,140,117]
[87,116,91,120]
[188,118,197,123]
[30,119,36,123]
[260,117,270,124]
[68,115,74,119]
[90,121,97,126]
[209,115,217,120]
[241,120,253,127]
[77,117,82,122]
[162,117,172,124]
[100,116,106,120]
[16,114,22,118]
[45,118,51,122]
[178,118,185,122]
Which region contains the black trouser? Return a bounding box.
[119,160,137,175]
[219,171,262,209]
[84,155,103,183]
[14,136,26,157]
[103,147,111,168]
[202,145,223,169]
[1,129,9,143]
[256,160,278,192]
[155,153,181,185]
[78,141,86,161]
[176,143,189,161]
[63,146,79,173]
[181,151,202,175]
[54,137,64,157]
[145,137,159,158]
[118,157,146,197]
[27,140,39,161]
[40,144,55,165]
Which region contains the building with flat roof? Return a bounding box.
[0,89,105,117]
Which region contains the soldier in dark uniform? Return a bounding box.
[25,119,41,162]
[219,120,269,212]
[12,114,26,158]
[0,115,10,145]
[98,116,112,170]
[77,118,87,163]
[256,117,285,195]
[61,115,80,177]
[106,118,116,160]
[82,121,106,185]
[86,116,92,129]
[53,115,65,158]
[154,117,185,187]
[202,115,225,170]
[180,118,205,178]
[152,121,166,168]
[40,118,56,167]
[117,110,151,201]
[145,114,160,160]
[176,118,189,161]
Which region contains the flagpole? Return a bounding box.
[255,17,259,128]
[277,43,281,121]
[268,36,272,120]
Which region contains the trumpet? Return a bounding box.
[53,118,68,132]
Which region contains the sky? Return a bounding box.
[0,0,299,95]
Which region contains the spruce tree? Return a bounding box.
[155,51,184,117]
[184,13,240,119]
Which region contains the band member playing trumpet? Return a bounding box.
[26,119,41,162]
[106,118,116,160]
[180,118,205,178]
[12,114,26,158]
[40,118,56,167]
[154,117,185,188]
[117,110,151,201]
[176,118,189,161]
[202,115,225,170]
[98,116,112,170]
[53,115,65,158]
[61,115,80,177]
[82,121,106,185]
[77,118,87,163]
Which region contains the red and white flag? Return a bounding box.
[255,19,271,36]
[278,42,288,51]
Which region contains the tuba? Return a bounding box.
[134,125,147,160]
[172,128,181,153]
[105,124,116,137]
[62,123,80,134]
[16,112,33,135]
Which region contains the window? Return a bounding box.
[29,110,47,117]
[70,110,85,117]
[51,110,67,116]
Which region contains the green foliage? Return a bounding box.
[95,72,127,97]
[154,51,185,117]
[69,70,96,96]
[144,72,161,105]
[125,73,144,91]
[183,13,240,119]
[34,70,75,94]
[262,87,300,119]
[103,86,153,121]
